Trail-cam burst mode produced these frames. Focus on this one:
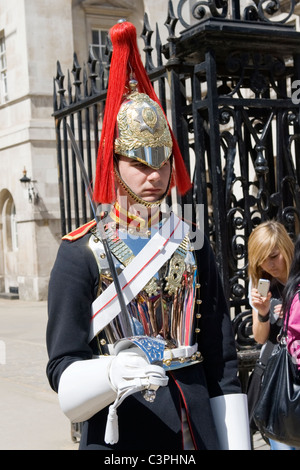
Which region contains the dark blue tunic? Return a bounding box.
[46,225,241,450]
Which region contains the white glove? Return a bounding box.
[58,356,117,423]
[105,345,168,444]
[110,345,168,394]
[210,393,251,450]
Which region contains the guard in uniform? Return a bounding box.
[46,20,250,450]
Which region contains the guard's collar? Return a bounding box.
[110,201,160,231]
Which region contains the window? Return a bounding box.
[11,203,18,252]
[2,194,18,252]
[3,198,18,252]
[91,29,108,62]
[0,34,8,103]
[90,28,109,89]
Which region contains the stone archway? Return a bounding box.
[0,189,19,298]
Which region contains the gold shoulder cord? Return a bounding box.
[90,223,190,297]
[106,226,190,296]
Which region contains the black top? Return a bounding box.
[268,278,285,344]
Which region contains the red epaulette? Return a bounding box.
[62,220,97,241]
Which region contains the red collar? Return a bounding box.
[110,202,160,230]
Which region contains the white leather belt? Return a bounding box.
[163,343,203,369]
[107,340,202,370]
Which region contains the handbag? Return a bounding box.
[253,306,300,447]
[247,340,274,434]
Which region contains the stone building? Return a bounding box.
[1,0,299,300]
[0,0,174,300]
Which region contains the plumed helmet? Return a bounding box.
[115,81,172,169]
[93,20,192,204]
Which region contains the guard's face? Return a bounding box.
[116,155,171,204]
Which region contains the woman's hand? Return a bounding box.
[273,302,283,320]
[251,287,271,318]
[251,288,271,344]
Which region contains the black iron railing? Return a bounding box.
[53,0,300,382]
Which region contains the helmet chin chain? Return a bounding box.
[114,168,171,208]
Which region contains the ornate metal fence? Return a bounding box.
[53,0,300,385]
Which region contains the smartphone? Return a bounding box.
[257,278,270,297]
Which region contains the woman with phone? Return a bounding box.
[248,220,295,450]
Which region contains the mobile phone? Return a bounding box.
[257,278,270,297]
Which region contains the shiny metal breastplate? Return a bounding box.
[89,216,202,368]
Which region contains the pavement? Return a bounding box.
[0,298,78,450]
[0,297,269,451]
[253,432,270,451]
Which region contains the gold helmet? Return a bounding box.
[93,21,191,204]
[115,81,172,169]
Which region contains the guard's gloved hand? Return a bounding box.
[58,345,168,445]
[109,345,168,395]
[105,345,168,444]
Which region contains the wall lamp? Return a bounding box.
[20,167,39,203]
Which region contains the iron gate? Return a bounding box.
[53,0,300,385]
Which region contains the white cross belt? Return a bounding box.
[89,213,189,342]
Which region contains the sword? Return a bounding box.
[66,123,133,338]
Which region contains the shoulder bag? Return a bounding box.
[253,303,300,447]
[247,340,274,434]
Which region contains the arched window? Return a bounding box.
[1,192,18,253]
[10,203,18,251]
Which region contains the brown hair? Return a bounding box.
[248,220,294,287]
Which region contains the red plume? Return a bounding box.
[93,21,192,204]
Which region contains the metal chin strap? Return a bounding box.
[113,165,172,208]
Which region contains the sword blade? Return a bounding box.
[66,123,133,337]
